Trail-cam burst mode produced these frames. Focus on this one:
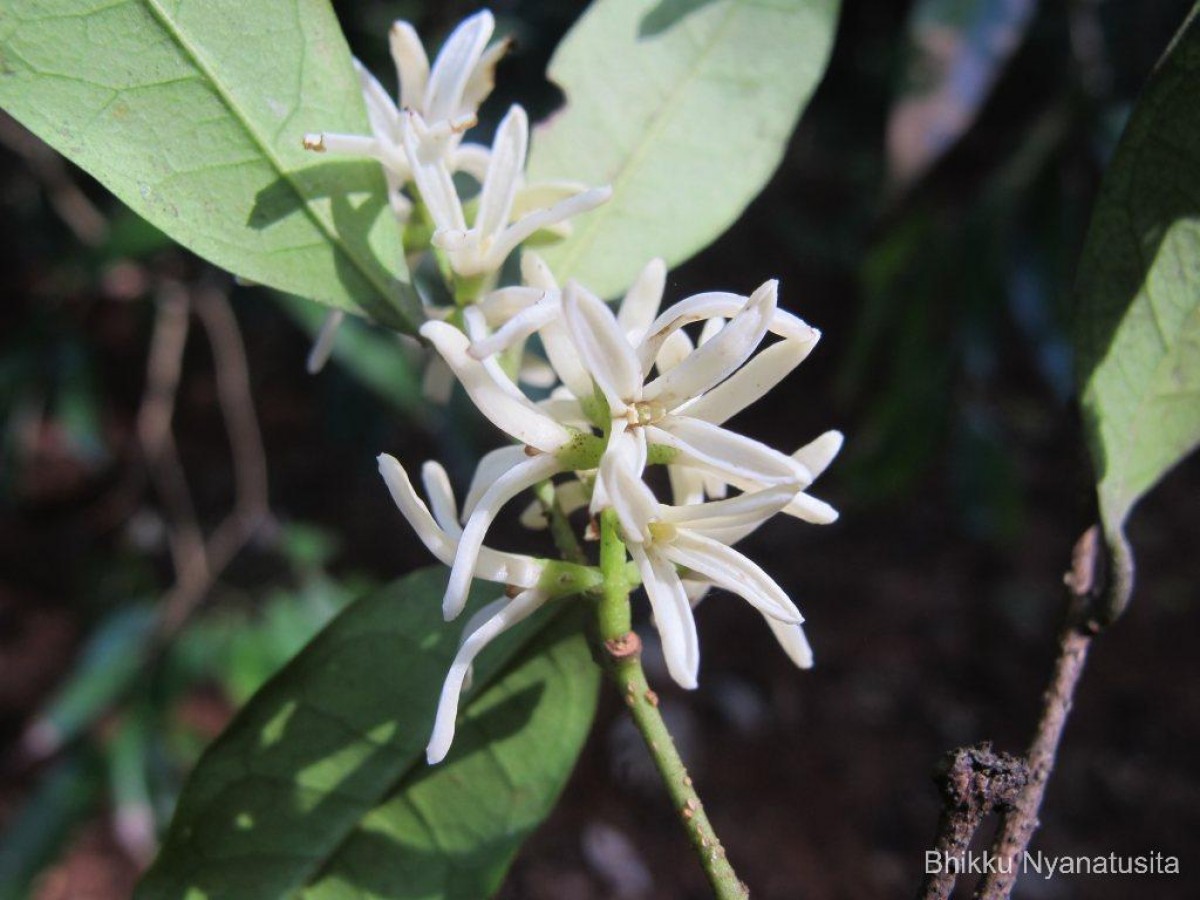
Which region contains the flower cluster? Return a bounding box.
[302,11,608,373]
[311,12,842,764]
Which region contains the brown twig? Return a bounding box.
[916,744,1029,900]
[974,527,1106,899]
[152,284,270,639]
[16,280,269,775]
[137,284,209,591]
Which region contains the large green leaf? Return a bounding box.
[1075,5,1200,613]
[0,0,416,329]
[138,567,599,898]
[528,0,840,298]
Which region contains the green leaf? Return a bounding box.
[138,567,599,899]
[23,605,157,757]
[0,753,101,899]
[1075,5,1200,614]
[527,0,841,298]
[0,0,417,329]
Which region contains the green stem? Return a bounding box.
[596,510,750,900]
[534,480,587,566]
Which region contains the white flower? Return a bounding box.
[378,454,545,589]
[468,252,667,400]
[303,11,505,221]
[377,454,553,765]
[599,444,810,688]
[417,321,580,621]
[420,319,573,454]
[407,105,612,277]
[561,278,819,496]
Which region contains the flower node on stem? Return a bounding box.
[604,631,643,660]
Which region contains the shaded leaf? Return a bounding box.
[138,567,599,898]
[21,605,156,759]
[886,0,1037,192]
[0,0,416,329]
[528,0,840,298]
[0,753,101,899]
[1075,5,1200,614]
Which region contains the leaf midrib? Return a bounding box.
[138,0,395,309]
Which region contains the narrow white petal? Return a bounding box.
[475,105,527,240]
[703,472,728,499]
[433,228,474,252]
[595,428,655,541]
[517,476,586,530]
[485,187,611,269]
[378,454,456,566]
[665,531,802,625]
[655,330,693,375]
[680,337,814,425]
[562,281,642,412]
[648,418,810,487]
[403,115,465,230]
[478,549,543,590]
[556,479,589,516]
[389,21,430,112]
[765,619,814,669]
[630,545,699,689]
[421,321,570,452]
[462,308,528,402]
[383,168,413,221]
[354,59,401,143]
[793,430,844,480]
[697,316,725,346]
[476,286,545,325]
[537,394,590,429]
[703,470,837,529]
[539,317,594,402]
[449,142,491,182]
[424,10,494,123]
[426,586,547,764]
[461,34,511,113]
[462,444,529,521]
[667,463,707,507]
[469,295,560,360]
[682,578,713,607]
[520,251,560,291]
[445,454,560,619]
[306,310,345,374]
[638,291,817,371]
[782,491,839,525]
[455,596,506,693]
[617,258,667,343]
[306,133,382,158]
[643,280,776,411]
[420,461,461,535]
[661,486,794,531]
[511,181,590,220]
[427,459,542,587]
[519,499,548,530]
[636,290,743,371]
[518,354,558,389]
[676,520,760,546]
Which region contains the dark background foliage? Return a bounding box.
[1,1,1197,897]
